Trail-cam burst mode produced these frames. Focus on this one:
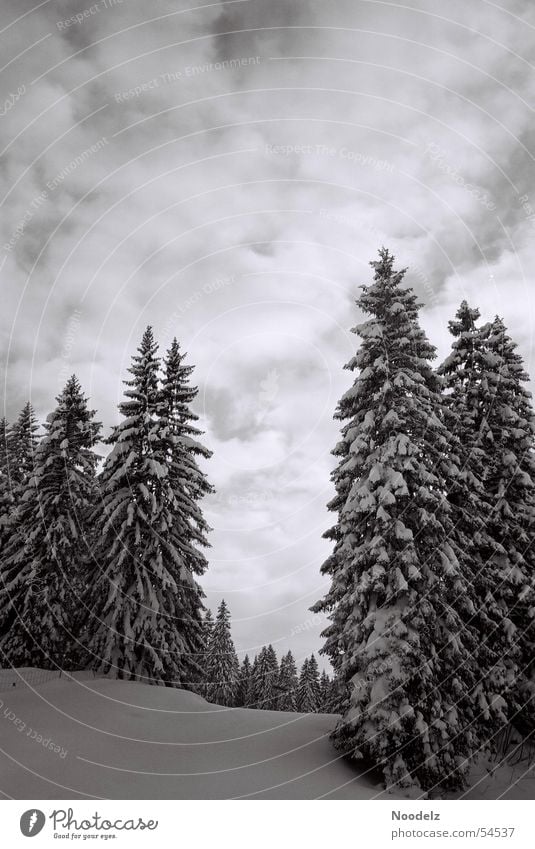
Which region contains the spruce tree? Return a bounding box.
[159,338,213,688]
[326,671,342,715]
[3,404,40,572]
[437,301,496,627]
[319,669,332,712]
[296,657,311,711]
[252,644,279,709]
[265,644,279,708]
[0,404,40,664]
[440,307,535,734]
[277,650,299,711]
[236,654,253,707]
[206,599,239,706]
[0,378,100,668]
[84,328,209,685]
[0,418,11,549]
[3,403,40,564]
[477,318,535,730]
[203,608,214,657]
[161,337,213,502]
[0,418,8,470]
[0,417,12,647]
[249,654,259,708]
[312,249,482,791]
[198,609,214,697]
[6,403,39,497]
[297,655,321,712]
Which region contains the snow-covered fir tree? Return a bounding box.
[312,249,483,791]
[0,417,12,645]
[479,317,535,696]
[297,655,321,713]
[250,654,259,704]
[476,318,535,731]
[252,644,279,709]
[159,338,214,687]
[0,418,11,549]
[161,337,213,502]
[319,669,332,712]
[3,403,40,560]
[6,402,39,497]
[206,599,239,706]
[0,404,40,663]
[0,418,8,468]
[236,654,253,707]
[198,609,215,697]
[84,328,211,685]
[436,301,511,742]
[0,378,100,669]
[296,658,309,709]
[277,650,299,711]
[329,671,343,714]
[202,607,214,659]
[440,306,535,735]
[204,608,214,638]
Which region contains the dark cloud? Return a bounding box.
[212,0,307,60]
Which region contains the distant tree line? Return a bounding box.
[202,600,337,713]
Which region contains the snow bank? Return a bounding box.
[0,673,378,799]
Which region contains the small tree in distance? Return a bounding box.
[206,599,240,706]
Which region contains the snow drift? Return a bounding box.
[0,672,530,799]
[0,672,378,799]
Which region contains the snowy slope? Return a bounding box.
[1,673,530,800]
[0,673,380,800]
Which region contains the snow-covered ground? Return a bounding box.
[461,753,535,801]
[0,672,381,799]
[0,671,532,799]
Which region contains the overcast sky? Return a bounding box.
[1,0,535,668]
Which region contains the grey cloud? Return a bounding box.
[212,0,307,60]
